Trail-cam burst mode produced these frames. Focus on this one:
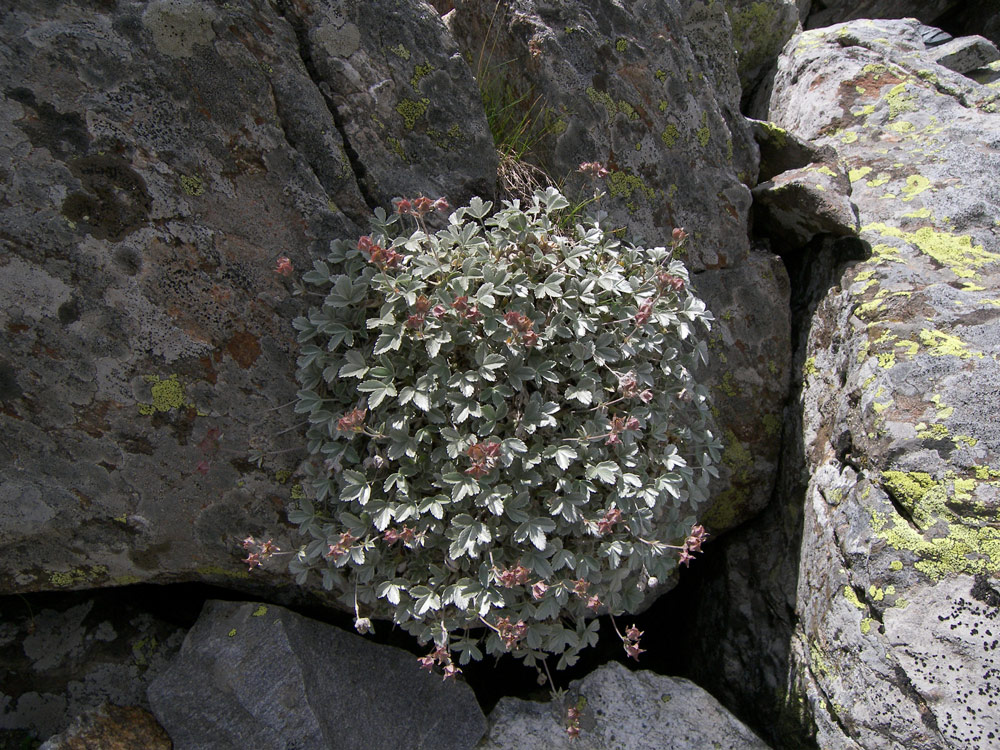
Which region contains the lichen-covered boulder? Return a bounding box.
[477,661,771,750]
[0,0,496,597]
[686,19,1000,750]
[446,0,791,536]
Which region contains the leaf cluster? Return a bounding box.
[290,188,720,668]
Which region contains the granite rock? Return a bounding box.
[477,661,771,750]
[147,600,487,750]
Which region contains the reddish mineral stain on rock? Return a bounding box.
[225,330,261,368]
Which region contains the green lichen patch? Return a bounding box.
[849,166,872,183]
[180,174,205,196]
[885,82,916,120]
[660,123,679,148]
[862,223,1000,279]
[844,585,866,610]
[396,98,429,130]
[410,62,434,90]
[918,329,983,359]
[757,121,787,148]
[695,112,710,148]
[901,175,930,201]
[607,169,654,212]
[389,44,410,60]
[874,472,1000,580]
[138,374,196,415]
[50,565,108,587]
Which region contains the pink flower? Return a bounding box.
[274,257,293,276]
[634,299,654,325]
[578,161,609,178]
[498,564,530,588]
[531,581,549,599]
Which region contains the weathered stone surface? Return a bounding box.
[752,162,859,249]
[0,593,185,742]
[686,18,1000,750]
[750,118,838,183]
[723,0,801,99]
[147,600,487,750]
[447,0,754,273]
[285,0,497,205]
[0,0,495,598]
[447,0,791,535]
[679,0,759,182]
[693,253,791,533]
[929,35,1000,75]
[39,704,171,750]
[477,661,771,750]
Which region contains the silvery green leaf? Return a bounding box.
[376,580,403,606]
[338,350,369,379]
[553,445,578,470]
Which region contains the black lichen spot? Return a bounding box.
[58,298,81,325]
[113,246,143,276]
[0,361,21,401]
[972,575,1000,609]
[62,154,151,242]
[6,87,91,160]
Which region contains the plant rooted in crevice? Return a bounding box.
[288,188,719,672]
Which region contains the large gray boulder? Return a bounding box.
[147,600,487,750]
[686,19,1000,750]
[477,661,771,750]
[0,0,495,597]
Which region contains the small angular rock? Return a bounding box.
[147,600,486,750]
[479,661,771,750]
[928,35,1000,75]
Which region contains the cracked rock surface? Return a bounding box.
[685,19,1000,750]
[0,0,493,598]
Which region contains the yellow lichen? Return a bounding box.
[844,586,866,610]
[918,329,983,359]
[901,175,931,201]
[396,98,429,129]
[886,83,916,119]
[660,123,679,148]
[180,174,205,196]
[862,223,1000,278]
[139,374,192,415]
[876,471,1000,580]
